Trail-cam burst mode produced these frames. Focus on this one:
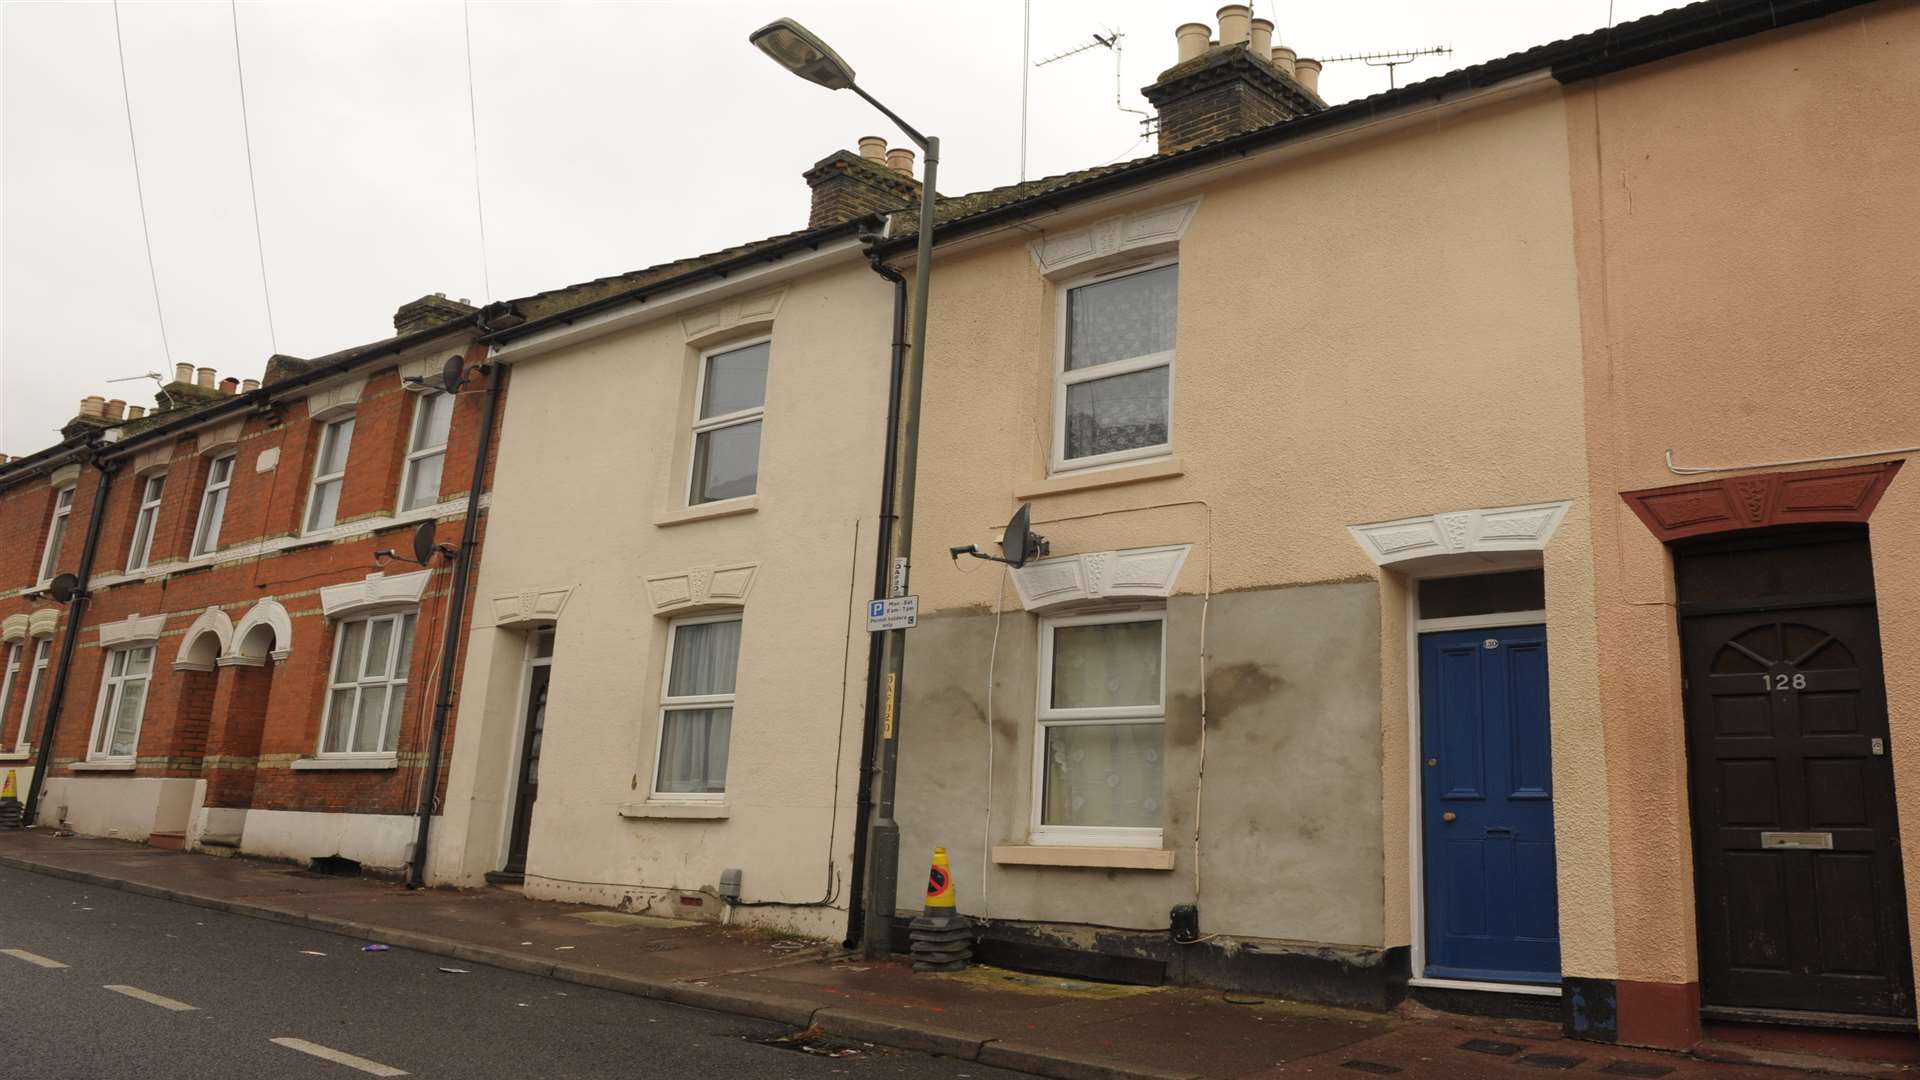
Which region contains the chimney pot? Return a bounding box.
[174,362,193,384]
[127,405,146,420]
[242,378,260,393]
[1271,44,1297,76]
[105,399,127,420]
[857,135,888,161]
[1216,4,1251,47]
[81,395,107,419]
[1293,57,1322,95]
[1174,22,1211,62]
[220,377,240,396]
[1249,18,1273,57]
[885,147,915,177]
[195,367,216,389]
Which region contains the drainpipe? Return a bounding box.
[846,259,908,949]
[20,452,118,828]
[407,354,504,889]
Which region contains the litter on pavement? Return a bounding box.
[361,944,390,953]
[438,967,470,974]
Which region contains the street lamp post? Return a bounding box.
[750,18,937,958]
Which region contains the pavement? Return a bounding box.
[0,829,1906,1080]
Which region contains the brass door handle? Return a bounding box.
[1442,811,1457,823]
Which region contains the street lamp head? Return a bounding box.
[749,18,856,90]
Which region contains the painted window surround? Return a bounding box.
[1347,501,1571,568]
[628,562,759,816]
[1030,199,1200,478]
[659,288,788,523]
[81,613,167,766]
[1009,545,1191,613]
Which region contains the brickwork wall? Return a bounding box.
[0,341,504,830]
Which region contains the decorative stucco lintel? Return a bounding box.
[1011,545,1192,612]
[1347,501,1572,567]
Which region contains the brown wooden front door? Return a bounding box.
[1679,531,1913,1018]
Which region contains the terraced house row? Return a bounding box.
[3,0,1916,1055]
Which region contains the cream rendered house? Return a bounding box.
[429,146,916,937]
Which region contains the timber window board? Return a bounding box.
[992,845,1175,871]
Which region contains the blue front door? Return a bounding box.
[1420,624,1560,984]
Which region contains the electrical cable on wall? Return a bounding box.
[978,565,1010,921]
[229,0,278,355]
[110,0,174,368]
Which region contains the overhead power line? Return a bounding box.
[229,0,279,355]
[463,0,493,302]
[111,0,173,368]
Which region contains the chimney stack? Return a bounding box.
[1143,8,1326,154]
[393,293,479,335]
[803,141,922,228]
[174,362,194,385]
[127,405,146,420]
[1293,57,1322,95]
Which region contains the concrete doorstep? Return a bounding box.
[0,833,1199,1080]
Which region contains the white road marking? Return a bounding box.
[270,1038,409,1077]
[104,984,197,1011]
[1,949,69,969]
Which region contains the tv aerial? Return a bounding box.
[1318,46,1452,90]
[1033,27,1153,132]
[950,504,1050,569]
[375,520,457,568]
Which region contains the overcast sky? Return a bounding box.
[0,0,1676,453]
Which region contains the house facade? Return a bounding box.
[426,146,911,938]
[0,297,504,872]
[1568,1,1920,1047]
[879,0,1908,1048]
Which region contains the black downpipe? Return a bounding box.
[844,259,908,949]
[20,453,117,828]
[407,356,504,889]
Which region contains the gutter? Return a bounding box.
[19,449,117,829]
[845,256,908,950]
[872,0,1872,259]
[407,348,505,889]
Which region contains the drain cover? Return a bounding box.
[1459,1039,1524,1056]
[1338,1061,1401,1075]
[1519,1053,1586,1069]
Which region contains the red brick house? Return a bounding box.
[0,296,509,873]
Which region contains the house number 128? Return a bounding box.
[1765,673,1807,691]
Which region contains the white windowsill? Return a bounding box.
[1016,457,1182,499]
[992,845,1176,871]
[0,751,32,762]
[292,755,398,771]
[70,760,136,773]
[618,801,730,820]
[653,496,758,528]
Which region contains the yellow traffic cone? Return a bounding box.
[0,768,20,829]
[910,846,972,972]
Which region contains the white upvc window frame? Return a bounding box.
[650,612,742,801]
[304,415,356,533]
[37,484,76,586]
[87,644,155,762]
[1050,256,1179,475]
[191,453,235,558]
[125,472,167,572]
[1031,608,1167,849]
[317,610,417,758]
[686,335,770,507]
[16,638,51,753]
[398,389,453,512]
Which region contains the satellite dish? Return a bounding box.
[999,504,1037,568]
[412,521,439,566]
[48,573,80,605]
[441,355,466,393]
